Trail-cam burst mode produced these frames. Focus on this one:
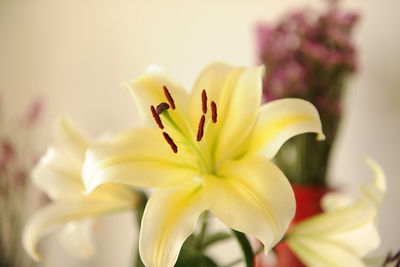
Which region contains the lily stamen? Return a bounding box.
[157,104,210,170]
[163,86,176,109]
[150,105,164,129]
[156,102,170,115]
[162,132,178,153]
[211,101,217,123]
[201,89,207,114]
[196,115,206,142]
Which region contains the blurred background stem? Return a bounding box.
[134,190,148,267]
[232,230,254,267]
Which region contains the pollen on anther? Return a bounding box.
[211,101,217,123]
[201,89,207,114]
[162,132,178,153]
[156,102,170,115]
[163,86,176,110]
[150,105,164,129]
[196,115,206,142]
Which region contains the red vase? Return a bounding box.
[290,184,330,224]
[257,184,330,267]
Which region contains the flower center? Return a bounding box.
[149,86,218,173]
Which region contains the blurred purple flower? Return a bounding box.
[0,139,15,172]
[23,97,44,127]
[257,2,359,106]
[0,94,44,267]
[256,1,360,186]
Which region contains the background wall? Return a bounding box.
[1,0,399,266]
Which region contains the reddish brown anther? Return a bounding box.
[163,86,176,109]
[162,132,178,153]
[150,105,164,129]
[196,115,206,142]
[156,102,170,115]
[211,101,217,123]
[201,89,207,114]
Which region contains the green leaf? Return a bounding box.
[174,236,218,267]
[174,250,218,267]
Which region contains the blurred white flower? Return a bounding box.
[23,116,137,261]
[286,158,386,267]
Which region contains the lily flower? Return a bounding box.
[82,62,324,267]
[23,116,137,261]
[286,158,386,267]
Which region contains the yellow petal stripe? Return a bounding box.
[248,98,324,159]
[287,237,366,267]
[82,128,197,193]
[189,62,264,161]
[139,181,205,267]
[204,155,296,252]
[290,200,376,236]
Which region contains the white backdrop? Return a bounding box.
[1,0,399,266]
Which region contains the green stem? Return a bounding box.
[195,211,209,251]
[222,247,264,267]
[134,190,148,267]
[232,230,254,267]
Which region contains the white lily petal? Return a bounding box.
[23,200,132,261]
[82,128,197,194]
[139,181,205,267]
[321,192,355,212]
[291,202,380,257]
[189,62,264,161]
[53,116,89,162]
[361,157,386,205]
[328,219,380,257]
[287,237,366,267]
[293,158,385,236]
[24,115,139,262]
[58,219,96,259]
[290,200,376,236]
[287,158,387,264]
[32,147,83,200]
[248,98,324,159]
[204,155,295,252]
[123,66,190,133]
[91,183,139,204]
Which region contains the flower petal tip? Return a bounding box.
[364,156,387,194]
[121,81,132,91]
[258,65,267,77]
[81,179,97,195]
[31,253,42,262]
[364,156,377,168]
[317,133,326,141]
[263,245,271,256]
[22,232,42,262]
[145,65,165,74]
